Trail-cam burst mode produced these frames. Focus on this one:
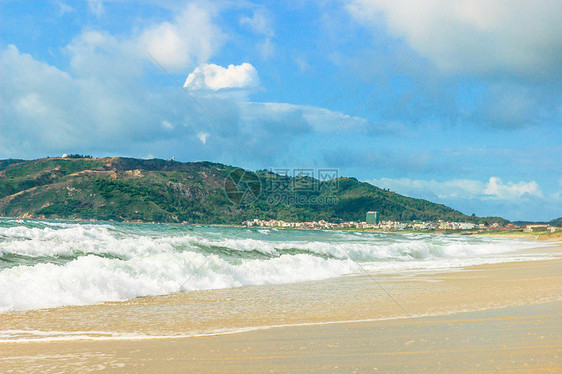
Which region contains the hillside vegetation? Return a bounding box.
[0,157,508,225]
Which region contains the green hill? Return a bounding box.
[0,157,507,225]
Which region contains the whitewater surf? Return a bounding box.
[0,219,550,312]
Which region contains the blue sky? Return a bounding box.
[0,0,560,221]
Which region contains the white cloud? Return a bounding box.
[368,177,485,200]
[0,43,183,157]
[240,9,275,58]
[0,45,77,151]
[15,93,49,117]
[484,177,543,200]
[64,2,226,77]
[242,102,372,133]
[197,131,209,144]
[1,2,376,167]
[347,0,562,78]
[240,10,274,37]
[139,3,225,71]
[0,43,369,162]
[65,30,141,80]
[184,63,259,91]
[368,177,560,221]
[369,176,543,201]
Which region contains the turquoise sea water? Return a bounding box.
[0,218,548,312]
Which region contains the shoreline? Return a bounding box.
[1,228,560,372]
[3,216,561,242]
[1,243,560,372]
[472,231,562,242]
[2,302,559,373]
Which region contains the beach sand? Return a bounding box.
[1,243,561,373]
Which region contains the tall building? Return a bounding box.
[366,211,379,225]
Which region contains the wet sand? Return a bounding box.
[2,302,560,373]
[1,243,561,373]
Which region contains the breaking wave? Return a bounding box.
[0,219,548,312]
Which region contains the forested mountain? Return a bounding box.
[0,157,508,225]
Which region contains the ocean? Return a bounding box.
[0,218,549,314]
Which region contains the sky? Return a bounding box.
[0,0,560,221]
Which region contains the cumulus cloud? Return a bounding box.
[184,63,259,91]
[139,3,225,71]
[65,30,141,81]
[0,42,371,164]
[0,45,79,152]
[484,177,543,200]
[347,0,562,78]
[0,44,161,156]
[64,1,226,78]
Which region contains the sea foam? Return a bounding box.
[0,220,550,312]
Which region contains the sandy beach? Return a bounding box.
[1,242,561,373]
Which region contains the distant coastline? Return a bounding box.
[3,215,560,242]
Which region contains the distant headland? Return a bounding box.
[0,156,529,226]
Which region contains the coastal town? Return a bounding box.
[243,211,560,233]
